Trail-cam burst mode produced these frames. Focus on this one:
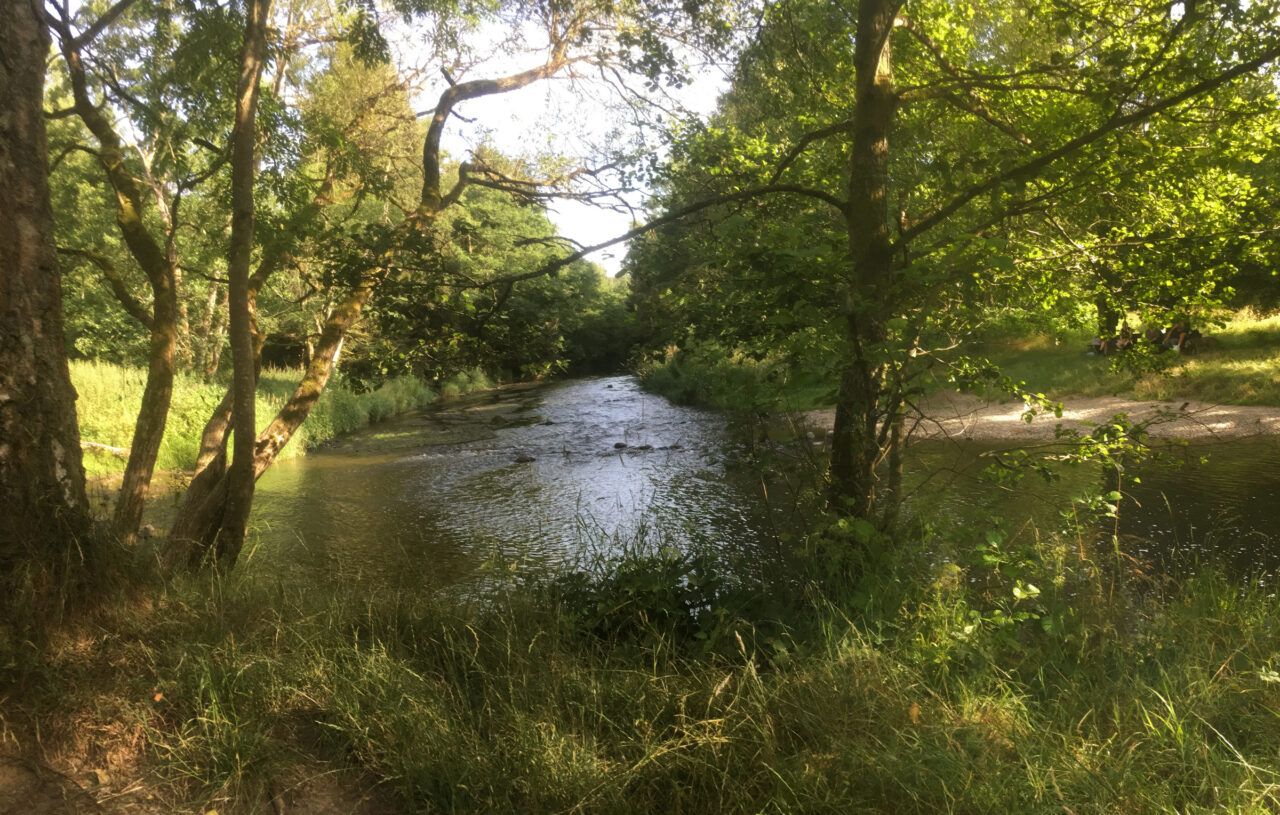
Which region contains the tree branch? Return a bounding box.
[418,39,584,216]
[898,43,1280,248]
[481,183,847,288]
[895,16,1032,144]
[71,0,136,49]
[768,119,855,183]
[57,247,154,329]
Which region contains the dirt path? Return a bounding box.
[800,392,1280,443]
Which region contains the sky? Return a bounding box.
[394,24,729,276]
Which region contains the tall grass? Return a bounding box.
[8,525,1280,813]
[71,362,441,477]
[638,345,833,413]
[438,366,495,398]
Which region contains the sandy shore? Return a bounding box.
[800,392,1280,443]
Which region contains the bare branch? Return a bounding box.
[418,19,589,215]
[57,247,154,329]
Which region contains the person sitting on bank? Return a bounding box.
[1116,322,1134,352]
[1162,321,1202,352]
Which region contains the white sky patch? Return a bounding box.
[390,19,729,276]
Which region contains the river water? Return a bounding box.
[241,375,1280,586]
[245,376,778,587]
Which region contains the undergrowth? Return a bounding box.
[5,519,1280,814]
[641,310,1280,414]
[637,344,834,413]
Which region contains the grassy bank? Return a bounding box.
[640,310,1280,412]
[637,345,835,413]
[983,309,1280,405]
[5,524,1280,813]
[71,362,495,478]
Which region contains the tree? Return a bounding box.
[162,0,738,562]
[627,0,1280,523]
[0,0,92,587]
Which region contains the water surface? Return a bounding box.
[248,376,776,585]
[240,376,1280,587]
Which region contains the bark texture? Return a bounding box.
[56,15,179,544]
[828,0,903,518]
[0,0,92,573]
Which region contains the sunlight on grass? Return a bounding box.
[987,309,1280,406]
[71,362,441,478]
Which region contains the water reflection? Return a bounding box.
[249,376,777,585]
[900,435,1280,581]
[244,375,1280,588]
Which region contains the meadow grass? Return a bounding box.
[982,309,1280,405]
[71,362,444,478]
[6,524,1280,814]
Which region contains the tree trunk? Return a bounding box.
[252,286,371,476]
[211,0,273,566]
[828,0,902,519]
[0,0,92,580]
[112,280,177,543]
[167,175,336,569]
[1093,264,1123,339]
[57,25,181,545]
[166,283,373,568]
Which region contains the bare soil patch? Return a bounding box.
[801,392,1280,443]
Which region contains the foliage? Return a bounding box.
[637,342,834,413]
[7,517,1280,813]
[345,182,638,385]
[626,0,1280,517]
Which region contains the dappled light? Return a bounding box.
[4,0,1280,811]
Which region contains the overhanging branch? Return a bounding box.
[898,43,1280,249]
[481,183,847,287]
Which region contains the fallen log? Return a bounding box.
[81,440,130,458]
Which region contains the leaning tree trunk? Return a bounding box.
[167,283,374,569]
[166,172,337,569]
[113,281,178,543]
[828,0,903,520]
[0,0,93,580]
[58,25,181,545]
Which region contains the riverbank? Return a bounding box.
[800,391,1280,442]
[639,310,1280,443]
[7,375,1280,813]
[71,361,494,478]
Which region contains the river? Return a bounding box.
[239,375,1280,587]
[244,376,778,588]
